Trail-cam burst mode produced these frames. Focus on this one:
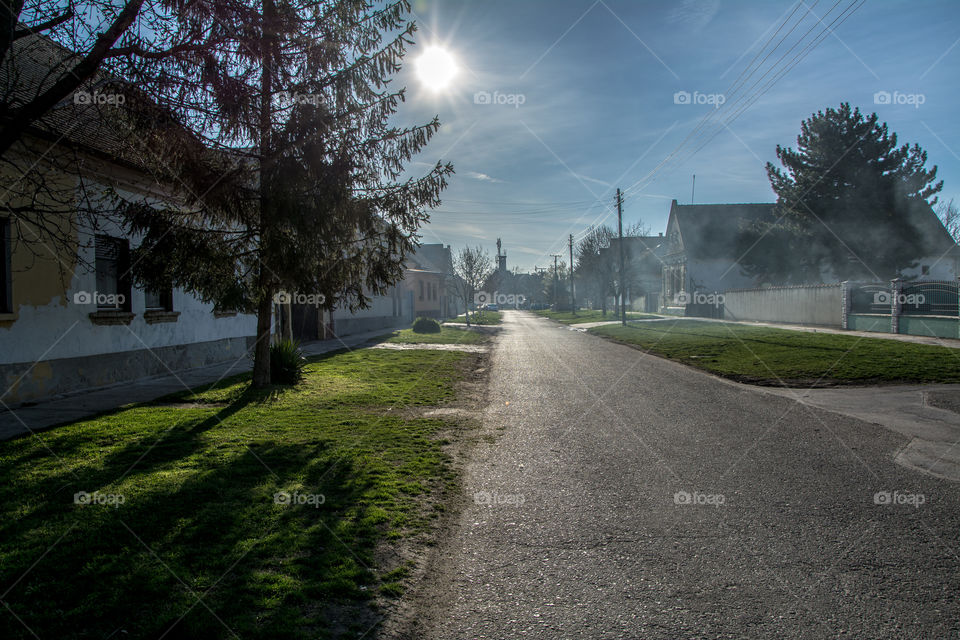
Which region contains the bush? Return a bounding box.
[412,316,442,334]
[270,338,305,384]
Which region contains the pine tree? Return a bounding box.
[744,103,942,282]
[120,0,453,386]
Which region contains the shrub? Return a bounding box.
[270,338,305,384]
[412,316,442,334]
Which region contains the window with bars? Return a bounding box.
[95,235,131,311]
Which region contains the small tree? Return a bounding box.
[451,246,492,326]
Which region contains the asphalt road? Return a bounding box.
[415,311,960,639]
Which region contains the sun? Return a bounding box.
[415,46,458,92]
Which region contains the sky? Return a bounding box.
[393,0,960,273]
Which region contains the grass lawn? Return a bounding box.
[535,309,661,324]
[451,311,501,325]
[0,347,482,639]
[590,319,960,386]
[387,326,490,345]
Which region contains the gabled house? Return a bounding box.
[404,243,455,319]
[660,200,774,313]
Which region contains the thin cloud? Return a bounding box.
[466,171,504,183]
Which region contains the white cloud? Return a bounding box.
[466,171,504,183]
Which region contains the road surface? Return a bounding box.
[414,311,960,639]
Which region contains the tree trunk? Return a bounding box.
[252,290,273,388]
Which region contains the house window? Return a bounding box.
[922,265,930,276]
[419,280,424,301]
[95,234,131,311]
[0,218,11,313]
[145,287,173,311]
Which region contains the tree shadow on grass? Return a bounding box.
[0,414,386,639]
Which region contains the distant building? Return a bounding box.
[659,198,960,315]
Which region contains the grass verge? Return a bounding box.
[0,347,483,639]
[535,309,661,324]
[590,319,960,386]
[387,326,490,345]
[451,311,501,325]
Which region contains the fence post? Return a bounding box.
[841,281,851,330]
[890,278,902,334]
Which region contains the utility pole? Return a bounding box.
[568,234,576,315]
[617,188,626,327]
[551,254,561,309]
[691,174,696,204]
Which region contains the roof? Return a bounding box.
[407,243,453,274]
[0,32,203,173]
[667,200,775,261]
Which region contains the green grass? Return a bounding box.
[0,348,480,639]
[452,311,501,325]
[387,326,490,345]
[535,309,661,324]
[590,319,960,385]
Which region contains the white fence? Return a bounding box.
[722,283,843,327]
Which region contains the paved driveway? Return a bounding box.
[414,311,960,639]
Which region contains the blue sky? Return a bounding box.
[394,0,960,272]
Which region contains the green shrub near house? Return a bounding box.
[412,316,442,333]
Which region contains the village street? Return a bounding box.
[413,311,960,639]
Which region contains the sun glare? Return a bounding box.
[415,46,458,92]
